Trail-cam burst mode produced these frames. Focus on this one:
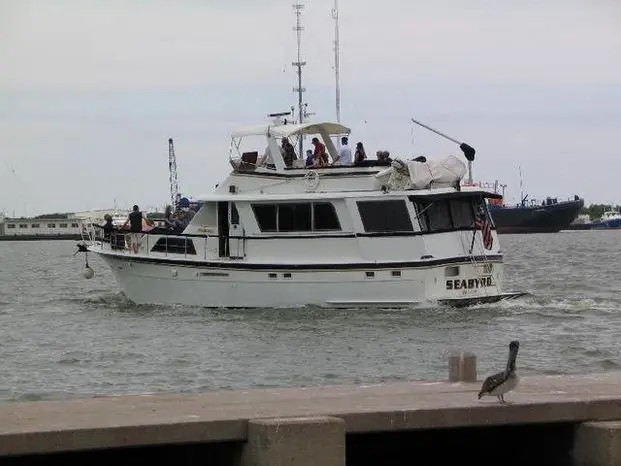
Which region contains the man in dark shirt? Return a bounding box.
[123,205,153,253]
[281,138,296,167]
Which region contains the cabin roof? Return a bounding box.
[230,121,351,139]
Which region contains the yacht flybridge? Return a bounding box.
[78,116,525,308]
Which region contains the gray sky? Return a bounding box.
[1,0,620,216]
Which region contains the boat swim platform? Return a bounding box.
[2,371,621,465]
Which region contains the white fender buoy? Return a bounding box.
[82,266,94,279]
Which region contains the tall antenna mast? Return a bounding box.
[292,1,306,126]
[292,1,306,156]
[332,0,341,124]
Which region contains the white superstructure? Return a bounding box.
[79,118,523,308]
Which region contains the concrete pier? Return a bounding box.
[1,372,621,465]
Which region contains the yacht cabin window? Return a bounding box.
[414,196,491,233]
[231,203,240,225]
[150,237,197,255]
[252,202,341,232]
[356,200,414,233]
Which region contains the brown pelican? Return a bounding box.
[478,340,520,403]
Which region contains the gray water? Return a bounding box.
[1,231,620,403]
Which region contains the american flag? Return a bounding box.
[475,206,493,250]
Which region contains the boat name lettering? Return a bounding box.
[446,277,494,290]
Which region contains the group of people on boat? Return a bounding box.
[259,136,391,169]
[98,198,197,253]
[161,197,196,232]
[99,205,154,252]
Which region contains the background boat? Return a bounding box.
[590,210,621,229]
[565,214,593,231]
[487,195,584,234]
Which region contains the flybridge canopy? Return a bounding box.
[229,120,351,172]
[230,121,351,139]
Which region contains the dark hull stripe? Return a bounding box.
[98,252,503,271]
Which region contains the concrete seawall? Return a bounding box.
[2,371,621,465]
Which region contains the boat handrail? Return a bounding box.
[88,225,247,259]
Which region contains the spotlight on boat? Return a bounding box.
[459,143,475,162]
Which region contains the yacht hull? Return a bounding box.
[94,250,509,308]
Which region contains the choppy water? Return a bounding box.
[1,231,620,403]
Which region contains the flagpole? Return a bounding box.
[469,228,476,255]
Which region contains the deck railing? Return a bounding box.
[85,226,246,260]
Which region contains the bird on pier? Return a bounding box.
[478,340,520,403]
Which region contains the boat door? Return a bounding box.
[217,202,230,257]
[228,203,244,258]
[218,202,244,258]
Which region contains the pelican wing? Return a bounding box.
[478,370,506,397]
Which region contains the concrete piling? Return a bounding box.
[573,421,621,466]
[448,350,477,382]
[239,416,345,466]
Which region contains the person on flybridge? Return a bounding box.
[280,138,296,167]
[335,136,352,165]
[259,137,298,168]
[310,137,328,167]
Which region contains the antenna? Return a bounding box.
[332,0,341,124]
[292,1,306,156]
[168,138,179,209]
[292,1,306,126]
[519,165,525,205]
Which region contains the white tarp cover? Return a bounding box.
[376,155,467,190]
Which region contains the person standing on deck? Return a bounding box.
[122,205,153,253]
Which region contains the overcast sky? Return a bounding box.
[1,0,620,216]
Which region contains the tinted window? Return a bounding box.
[252,202,341,232]
[278,203,311,232]
[426,201,452,231]
[450,198,475,228]
[414,196,488,232]
[252,205,277,231]
[314,203,341,230]
[231,203,240,225]
[151,237,196,255]
[357,200,413,232]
